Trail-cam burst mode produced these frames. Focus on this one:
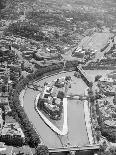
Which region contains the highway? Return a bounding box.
[22,71,90,149]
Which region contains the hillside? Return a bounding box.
[0,0,115,70]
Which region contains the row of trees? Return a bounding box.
[8,63,66,149]
[8,61,82,153]
[9,78,40,148]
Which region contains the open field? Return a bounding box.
[79,32,113,51]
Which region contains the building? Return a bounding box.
[99,76,113,83]
[2,123,25,137]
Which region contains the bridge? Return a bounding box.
[76,66,92,87]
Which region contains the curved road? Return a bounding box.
[22,71,90,149]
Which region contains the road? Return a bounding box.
[22,71,90,149]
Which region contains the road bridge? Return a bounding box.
[76,66,92,87]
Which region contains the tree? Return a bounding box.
[54,30,59,39]
[0,0,6,10]
[95,75,102,82]
[35,145,49,155]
